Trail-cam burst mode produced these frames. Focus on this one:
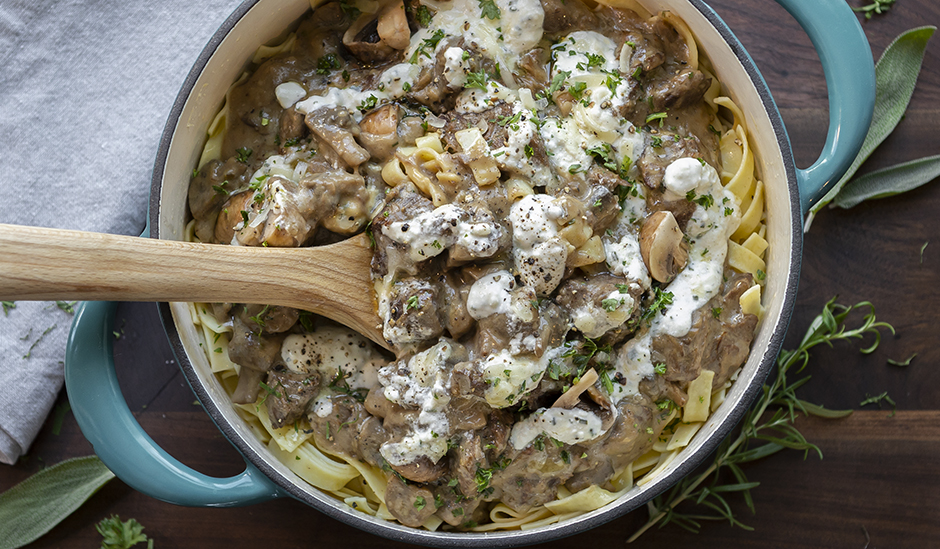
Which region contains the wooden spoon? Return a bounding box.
[0,223,386,348]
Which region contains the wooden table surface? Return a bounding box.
[4,1,939,547]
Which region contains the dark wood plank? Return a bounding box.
[17,410,940,548]
[3,0,939,547]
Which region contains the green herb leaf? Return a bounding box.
[860,391,897,416]
[416,5,433,26]
[358,95,378,113]
[810,26,936,218]
[97,515,151,549]
[887,353,916,367]
[478,0,500,20]
[548,70,570,99]
[409,29,446,64]
[627,298,894,541]
[1,301,15,316]
[832,154,940,209]
[0,456,115,548]
[852,0,896,19]
[235,147,252,163]
[464,70,489,91]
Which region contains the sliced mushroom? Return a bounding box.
[343,0,410,63]
[639,210,689,283]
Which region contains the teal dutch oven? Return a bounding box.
[65,0,874,545]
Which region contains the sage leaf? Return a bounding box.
[810,26,936,217]
[0,456,114,549]
[832,154,940,208]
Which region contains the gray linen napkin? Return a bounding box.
[0,0,241,465]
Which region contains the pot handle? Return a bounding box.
[65,300,284,506]
[773,0,875,214]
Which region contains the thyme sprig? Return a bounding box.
[627,298,893,542]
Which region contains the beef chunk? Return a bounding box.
[265,369,321,428]
[309,395,368,458]
[538,0,597,33]
[650,273,758,400]
[647,68,712,111]
[637,130,710,191]
[228,317,284,372]
[385,475,436,527]
[384,276,444,345]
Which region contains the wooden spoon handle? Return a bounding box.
[0,223,385,347]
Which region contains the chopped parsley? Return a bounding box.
[414,495,427,510]
[654,362,667,375]
[478,0,501,20]
[547,70,570,100]
[586,143,619,173]
[235,147,252,163]
[568,80,587,102]
[646,112,668,127]
[464,70,489,91]
[358,95,378,113]
[638,288,674,325]
[406,295,419,311]
[316,54,340,75]
[410,29,446,64]
[601,298,622,312]
[686,189,715,209]
[496,111,522,129]
[416,4,433,26]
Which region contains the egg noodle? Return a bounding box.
[183,0,766,531]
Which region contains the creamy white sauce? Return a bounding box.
[509,407,607,449]
[571,287,636,339]
[295,87,388,123]
[466,270,515,320]
[384,204,502,263]
[378,341,454,465]
[654,162,740,337]
[275,81,307,109]
[280,328,383,389]
[609,159,741,402]
[509,194,568,295]
[480,345,565,407]
[442,46,470,88]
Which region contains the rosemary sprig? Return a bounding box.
[627,298,894,542]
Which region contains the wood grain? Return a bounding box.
[0,224,385,346]
[2,0,938,547]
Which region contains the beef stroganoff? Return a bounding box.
[185,0,768,531]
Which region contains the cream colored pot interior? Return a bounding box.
[156,0,796,539]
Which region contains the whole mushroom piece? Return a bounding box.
[639,210,689,283]
[343,0,410,63]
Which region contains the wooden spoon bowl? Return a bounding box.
[0,223,386,347]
